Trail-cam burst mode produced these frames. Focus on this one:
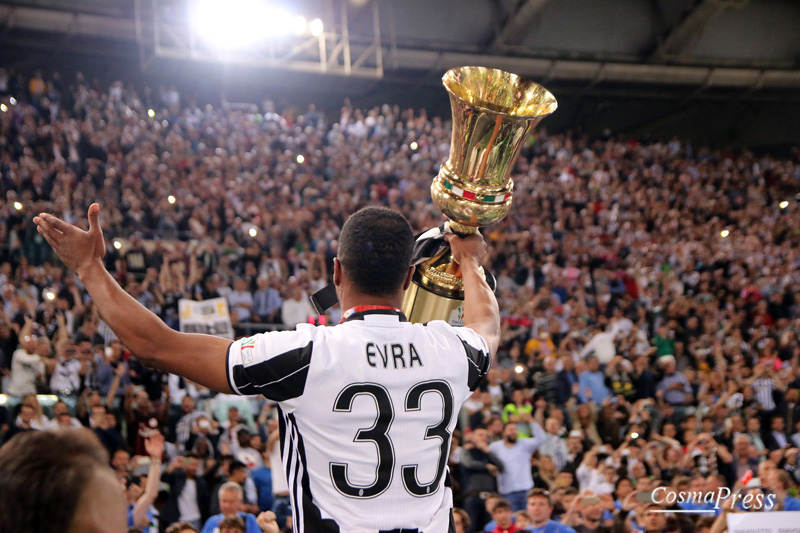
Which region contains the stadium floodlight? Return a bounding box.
[292,15,307,36]
[192,0,290,51]
[309,18,324,37]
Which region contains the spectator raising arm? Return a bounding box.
[131,431,164,530]
[34,204,233,394]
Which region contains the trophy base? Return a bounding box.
[401,247,496,325]
[402,276,466,326]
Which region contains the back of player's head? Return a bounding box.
[337,207,414,296]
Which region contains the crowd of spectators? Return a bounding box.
[1,66,799,532]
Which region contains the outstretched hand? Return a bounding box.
[144,431,164,460]
[34,203,106,279]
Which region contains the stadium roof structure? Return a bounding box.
[2,0,800,146]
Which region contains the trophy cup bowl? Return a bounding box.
[402,66,557,325]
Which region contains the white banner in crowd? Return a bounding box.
[728,511,800,533]
[178,298,234,339]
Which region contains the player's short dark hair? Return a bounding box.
[0,429,110,532]
[337,207,414,296]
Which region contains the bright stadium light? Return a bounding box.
[262,8,293,38]
[192,0,291,50]
[309,18,324,37]
[292,15,307,36]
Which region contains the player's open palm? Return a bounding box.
[34,203,106,278]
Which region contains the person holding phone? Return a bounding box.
[566,494,612,533]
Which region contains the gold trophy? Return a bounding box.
[402,66,557,324]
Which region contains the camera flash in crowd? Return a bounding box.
[309,18,324,37]
[13,202,22,211]
[44,288,56,301]
[296,154,305,163]
[410,141,418,150]
[168,195,176,204]
[249,227,258,238]
[780,200,789,209]
[113,240,122,250]
[514,365,524,374]
[720,229,729,238]
[8,97,16,105]
[0,104,7,113]
[148,109,155,118]
[631,432,639,439]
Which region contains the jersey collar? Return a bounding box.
[340,305,408,323]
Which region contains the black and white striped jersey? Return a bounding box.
[226,308,491,533]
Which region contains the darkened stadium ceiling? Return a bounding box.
[3,0,800,149]
[2,0,800,89]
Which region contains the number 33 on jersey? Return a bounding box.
[226,309,490,533]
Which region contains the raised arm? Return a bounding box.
[445,232,500,358]
[34,204,233,393]
[132,431,164,529]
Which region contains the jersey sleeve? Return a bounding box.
[226,326,315,402]
[452,326,491,391]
